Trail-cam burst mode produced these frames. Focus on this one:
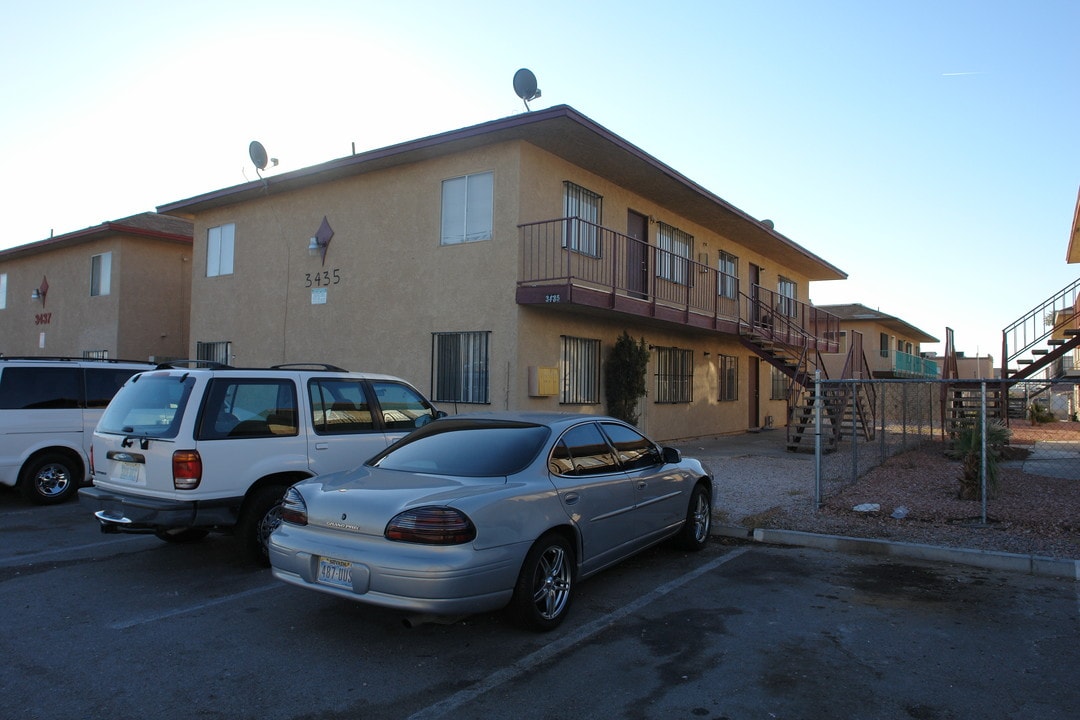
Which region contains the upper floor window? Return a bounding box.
[90,252,112,296]
[777,276,797,317]
[561,335,600,404]
[656,222,693,286]
[433,330,489,403]
[207,224,235,277]
[655,346,693,404]
[441,172,493,245]
[563,181,602,257]
[718,251,738,299]
[880,332,890,358]
[0,272,6,309]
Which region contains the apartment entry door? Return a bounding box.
[626,210,649,299]
[748,357,760,429]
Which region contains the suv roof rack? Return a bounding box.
[270,363,348,372]
[155,360,234,370]
[0,356,153,365]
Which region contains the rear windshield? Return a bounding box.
[370,421,549,477]
[97,373,195,439]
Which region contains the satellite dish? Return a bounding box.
[761,219,775,229]
[513,68,541,110]
[249,141,269,171]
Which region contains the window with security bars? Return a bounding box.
[432,331,489,404]
[656,222,692,285]
[770,365,787,401]
[718,354,739,401]
[82,350,109,359]
[561,336,600,404]
[563,182,602,257]
[197,341,231,365]
[654,346,693,404]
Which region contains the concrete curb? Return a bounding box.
[712,524,1080,581]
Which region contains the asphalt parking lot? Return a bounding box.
[3,489,1079,720]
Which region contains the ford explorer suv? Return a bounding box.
[78,362,442,563]
[0,357,155,504]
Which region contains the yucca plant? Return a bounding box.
[951,419,1011,500]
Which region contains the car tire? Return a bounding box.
[674,482,711,551]
[19,452,79,505]
[239,485,287,566]
[154,527,210,543]
[507,532,575,632]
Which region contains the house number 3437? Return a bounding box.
[34,313,52,325]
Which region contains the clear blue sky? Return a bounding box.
[2,0,1077,361]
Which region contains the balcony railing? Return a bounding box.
[518,217,839,351]
[894,350,941,378]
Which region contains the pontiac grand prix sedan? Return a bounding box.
[268,412,713,631]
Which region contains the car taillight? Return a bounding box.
[89,445,95,477]
[172,450,202,490]
[385,507,476,545]
[280,487,308,526]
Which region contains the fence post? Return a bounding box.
[814,371,822,507]
[851,379,859,486]
[880,380,887,463]
[981,381,988,525]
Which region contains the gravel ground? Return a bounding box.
[675,428,1080,561]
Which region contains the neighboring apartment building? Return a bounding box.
[158,105,846,441]
[817,303,939,378]
[0,213,192,361]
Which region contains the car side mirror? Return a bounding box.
[661,446,681,464]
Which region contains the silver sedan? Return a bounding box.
[268,412,712,631]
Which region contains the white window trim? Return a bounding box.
[207,224,236,277]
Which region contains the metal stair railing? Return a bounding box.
[1002,276,1080,375]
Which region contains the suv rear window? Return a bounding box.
[98,373,196,439]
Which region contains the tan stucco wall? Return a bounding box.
[0,235,189,360]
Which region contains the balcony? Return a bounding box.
[517,217,839,352]
[893,350,941,378]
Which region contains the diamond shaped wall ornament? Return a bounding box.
[312,216,334,266]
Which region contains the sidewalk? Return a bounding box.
[670,430,1080,581]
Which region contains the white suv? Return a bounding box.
[78,362,442,563]
[0,357,155,504]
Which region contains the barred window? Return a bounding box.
[196,341,231,365]
[562,182,603,257]
[83,350,109,359]
[561,336,600,404]
[655,346,693,404]
[433,331,489,404]
[718,251,738,299]
[719,354,739,402]
[770,365,787,401]
[656,222,692,285]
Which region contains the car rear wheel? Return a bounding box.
[508,532,574,632]
[239,485,287,566]
[19,452,79,505]
[674,482,711,551]
[154,527,210,543]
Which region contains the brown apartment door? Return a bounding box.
[626,210,649,299]
[748,357,760,429]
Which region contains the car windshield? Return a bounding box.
[97,373,195,439]
[370,421,550,477]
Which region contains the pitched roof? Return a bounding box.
[0,212,192,261]
[817,303,938,343]
[159,105,845,281]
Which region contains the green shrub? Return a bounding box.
[1028,403,1055,424]
[604,332,650,426]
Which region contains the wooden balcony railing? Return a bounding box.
[518,217,839,351]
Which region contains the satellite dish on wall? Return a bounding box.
[249,141,269,171]
[761,219,775,230]
[513,68,541,111]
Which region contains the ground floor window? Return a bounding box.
[718,354,738,401]
[432,331,489,404]
[561,336,600,404]
[82,350,109,359]
[770,365,788,400]
[197,340,231,365]
[655,346,693,403]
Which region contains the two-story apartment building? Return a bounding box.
[159,105,845,441]
[817,303,939,378]
[0,213,192,360]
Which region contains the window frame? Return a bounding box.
[770,365,787,401]
[656,222,693,286]
[560,335,601,405]
[777,276,797,317]
[440,172,494,246]
[90,252,112,297]
[432,331,490,404]
[718,354,739,402]
[562,181,603,257]
[0,272,7,309]
[654,346,693,404]
[207,223,235,277]
[718,251,738,300]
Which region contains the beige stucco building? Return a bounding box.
[817,303,939,378]
[159,106,846,441]
[0,213,192,361]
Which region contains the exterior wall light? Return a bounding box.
[32,276,48,305]
[308,216,334,265]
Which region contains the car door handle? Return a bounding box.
[315,442,329,450]
[563,492,580,505]
[637,481,647,489]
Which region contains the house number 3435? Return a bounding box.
[304,269,341,287]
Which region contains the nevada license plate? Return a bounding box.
[317,557,352,590]
[118,462,141,483]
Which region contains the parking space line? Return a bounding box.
[0,535,156,567]
[110,583,281,630]
[408,546,751,720]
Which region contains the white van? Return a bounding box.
[78,362,442,563]
[0,357,155,504]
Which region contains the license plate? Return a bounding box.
[118,462,141,483]
[317,557,352,590]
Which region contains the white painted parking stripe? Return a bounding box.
[408,547,751,720]
[110,583,281,630]
[0,535,155,567]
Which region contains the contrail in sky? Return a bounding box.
[942,71,984,76]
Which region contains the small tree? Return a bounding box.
[604,332,650,426]
[951,419,1011,500]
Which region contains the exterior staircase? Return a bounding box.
[1001,278,1080,382]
